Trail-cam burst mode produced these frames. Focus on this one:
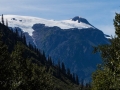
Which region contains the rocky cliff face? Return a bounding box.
[32,23,109,82]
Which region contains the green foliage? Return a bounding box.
[92,69,111,90]
[114,13,120,38]
[0,31,12,89]
[10,42,54,90]
[0,24,54,89]
[92,13,120,90]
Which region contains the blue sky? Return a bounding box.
[0,0,120,36]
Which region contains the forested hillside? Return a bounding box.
[0,15,91,90]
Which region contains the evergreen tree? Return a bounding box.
[1,14,4,25]
[67,68,71,78]
[72,73,75,83]
[92,13,120,90]
[114,13,120,38]
[56,60,61,78]
[41,51,46,64]
[15,29,19,38]
[79,78,84,90]
[23,35,27,45]
[75,74,79,85]
[61,62,66,74]
[48,56,52,66]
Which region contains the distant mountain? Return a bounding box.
[3,15,110,82]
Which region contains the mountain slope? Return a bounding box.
[32,24,109,82]
[2,15,109,82]
[0,22,85,90]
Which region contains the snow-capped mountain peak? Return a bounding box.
[2,15,94,36]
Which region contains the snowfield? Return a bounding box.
[2,15,94,36]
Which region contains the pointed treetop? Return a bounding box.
[1,14,4,25]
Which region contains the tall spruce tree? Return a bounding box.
[1,14,4,25]
[114,13,120,38]
[61,62,66,74]
[75,75,79,85]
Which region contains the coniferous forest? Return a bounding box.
[0,15,91,90]
[1,12,120,90]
